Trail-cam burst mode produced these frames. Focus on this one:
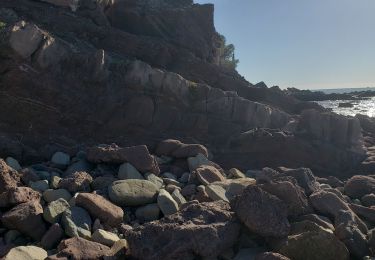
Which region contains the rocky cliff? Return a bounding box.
[0,0,371,177]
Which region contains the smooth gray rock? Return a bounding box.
[51,151,70,166]
[157,189,179,216]
[43,198,70,224]
[43,189,72,203]
[108,180,159,206]
[118,163,144,180]
[135,203,160,222]
[61,206,92,238]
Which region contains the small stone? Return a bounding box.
[43,198,70,224]
[228,168,246,179]
[206,184,229,202]
[105,239,129,259]
[108,179,159,206]
[61,206,92,238]
[166,184,180,193]
[187,153,211,171]
[92,229,120,247]
[171,189,187,206]
[5,157,22,171]
[51,151,70,166]
[41,223,64,250]
[162,172,177,180]
[51,175,62,189]
[362,193,375,207]
[29,180,49,192]
[145,173,163,189]
[135,203,160,222]
[91,176,117,191]
[157,189,179,216]
[4,230,22,245]
[181,184,196,197]
[43,189,72,203]
[179,172,190,183]
[58,171,93,193]
[118,163,144,180]
[4,246,47,260]
[93,219,103,232]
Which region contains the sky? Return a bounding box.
[195,0,375,89]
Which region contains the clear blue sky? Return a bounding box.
[195,0,375,89]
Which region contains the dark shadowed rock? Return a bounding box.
[1,201,46,241]
[260,181,311,217]
[255,252,290,260]
[47,237,110,260]
[362,193,375,207]
[0,159,21,193]
[309,190,367,234]
[344,175,375,199]
[156,140,209,158]
[86,144,159,174]
[76,193,124,227]
[41,223,64,250]
[124,201,240,259]
[295,214,334,231]
[277,227,349,260]
[349,203,375,222]
[58,171,93,193]
[334,210,369,259]
[232,185,290,238]
[280,167,320,195]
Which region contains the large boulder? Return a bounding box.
[1,201,46,241]
[260,180,311,217]
[279,167,320,195]
[76,193,124,227]
[124,201,240,259]
[194,165,226,185]
[334,210,369,259]
[309,190,367,233]
[277,227,350,260]
[86,144,159,174]
[344,175,375,199]
[231,185,290,238]
[108,179,159,206]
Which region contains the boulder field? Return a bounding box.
[2,0,375,259]
[0,0,374,178]
[0,140,374,259]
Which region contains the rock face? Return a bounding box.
[124,201,240,259]
[232,185,290,238]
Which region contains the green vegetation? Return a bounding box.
[0,21,6,30]
[218,34,239,70]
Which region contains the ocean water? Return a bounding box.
[313,88,375,117]
[316,97,375,117]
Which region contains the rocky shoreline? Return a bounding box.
[1,140,375,259]
[2,0,375,259]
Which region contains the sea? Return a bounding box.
[313,87,375,118]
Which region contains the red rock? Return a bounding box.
[86,144,159,174]
[232,185,290,238]
[0,159,21,193]
[47,237,110,260]
[76,193,124,227]
[1,201,46,241]
[124,201,240,259]
[58,171,93,193]
[0,187,41,207]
